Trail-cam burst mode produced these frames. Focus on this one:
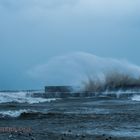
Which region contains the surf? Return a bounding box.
[0,91,56,104]
[28,52,140,96]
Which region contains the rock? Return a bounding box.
[76,134,80,137]
[18,132,23,136]
[81,135,86,138]
[102,134,106,137]
[68,130,71,133]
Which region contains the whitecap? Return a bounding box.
[0,92,56,104]
[0,109,28,118]
[131,95,140,101]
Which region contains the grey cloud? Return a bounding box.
[0,0,140,89]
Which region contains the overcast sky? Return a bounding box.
[0,0,140,89]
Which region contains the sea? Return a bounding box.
[0,90,139,140]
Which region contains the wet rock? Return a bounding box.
[76,134,80,137]
[18,132,23,136]
[81,135,86,138]
[102,134,106,137]
[18,133,21,136]
[31,137,35,140]
[29,133,32,136]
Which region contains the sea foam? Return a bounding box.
[28,52,140,92]
[0,109,28,118]
[131,95,140,101]
[0,92,56,104]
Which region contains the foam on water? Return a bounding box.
[0,92,56,104]
[131,95,140,101]
[28,52,140,90]
[0,109,28,118]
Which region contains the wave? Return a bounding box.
[0,109,28,118]
[0,96,139,119]
[131,95,140,101]
[0,92,56,104]
[28,52,140,87]
[83,71,140,92]
[28,52,140,98]
[0,109,44,119]
[0,109,63,119]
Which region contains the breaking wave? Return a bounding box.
[0,109,28,118]
[83,71,140,92]
[131,95,140,101]
[28,52,140,95]
[0,109,63,119]
[0,109,44,119]
[0,92,56,104]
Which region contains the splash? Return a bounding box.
[0,109,28,118]
[28,52,140,91]
[132,95,140,101]
[0,109,43,118]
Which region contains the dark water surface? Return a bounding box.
[0,96,140,140]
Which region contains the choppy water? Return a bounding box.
[0,91,140,139]
[0,91,57,118]
[0,91,56,104]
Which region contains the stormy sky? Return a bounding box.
[0,0,140,89]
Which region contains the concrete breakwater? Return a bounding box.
[31,92,138,99]
[32,92,97,98]
[29,85,140,99]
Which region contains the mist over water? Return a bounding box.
[28,52,140,90]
